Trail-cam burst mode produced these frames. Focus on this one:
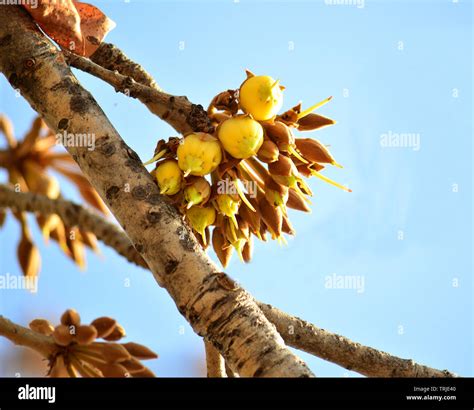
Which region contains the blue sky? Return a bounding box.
[0,0,472,377]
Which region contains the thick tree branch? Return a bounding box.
[0,186,456,378]
[0,316,56,358]
[204,340,226,377]
[257,303,456,378]
[0,184,147,268]
[0,6,313,377]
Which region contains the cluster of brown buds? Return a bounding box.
[29,309,157,377]
[0,115,108,276]
[145,71,350,267]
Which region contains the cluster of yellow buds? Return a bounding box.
[145,71,350,267]
[29,309,157,377]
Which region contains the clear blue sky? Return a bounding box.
[0,0,472,377]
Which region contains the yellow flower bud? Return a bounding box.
[177,133,222,176]
[183,177,211,209]
[215,194,240,228]
[239,74,283,121]
[217,116,264,159]
[186,206,216,245]
[155,160,183,195]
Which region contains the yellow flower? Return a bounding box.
[217,116,264,159]
[155,160,183,195]
[186,206,216,245]
[177,133,222,177]
[239,74,283,121]
[183,177,211,209]
[215,194,240,228]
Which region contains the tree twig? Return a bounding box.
[64,50,213,135]
[0,316,56,359]
[90,42,161,91]
[204,340,226,378]
[0,184,147,268]
[257,303,456,378]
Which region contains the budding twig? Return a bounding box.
[0,185,147,269]
[64,50,213,135]
[0,316,56,359]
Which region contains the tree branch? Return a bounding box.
[90,42,161,91]
[0,188,455,378]
[64,50,213,135]
[0,5,313,377]
[0,315,56,358]
[204,340,226,377]
[0,184,147,269]
[257,303,456,378]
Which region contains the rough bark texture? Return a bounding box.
[91,42,161,90]
[0,316,56,358]
[204,340,226,377]
[0,187,456,378]
[0,6,313,377]
[0,184,147,268]
[67,49,214,135]
[258,303,456,378]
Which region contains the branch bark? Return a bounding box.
[204,340,226,377]
[0,5,313,377]
[65,49,213,135]
[0,316,56,358]
[0,188,456,378]
[0,184,147,268]
[257,303,456,378]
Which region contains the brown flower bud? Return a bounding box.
[101,343,132,363]
[212,227,231,269]
[238,197,261,236]
[242,237,253,263]
[264,179,289,207]
[29,319,54,336]
[268,154,295,178]
[294,138,337,165]
[287,188,311,213]
[297,113,335,131]
[209,89,239,115]
[121,358,146,374]
[90,317,117,339]
[121,342,158,360]
[60,309,81,327]
[76,325,98,345]
[259,196,283,237]
[103,324,126,342]
[257,139,279,163]
[96,362,129,378]
[282,214,296,236]
[261,121,294,152]
[53,324,74,346]
[131,367,156,378]
[296,162,324,178]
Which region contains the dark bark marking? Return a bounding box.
[106,185,120,201]
[58,118,69,130]
[164,258,179,275]
[146,211,161,224]
[176,226,196,252]
[70,94,91,115]
[131,185,148,200]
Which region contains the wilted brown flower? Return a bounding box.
[28,309,158,378]
[0,115,108,276]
